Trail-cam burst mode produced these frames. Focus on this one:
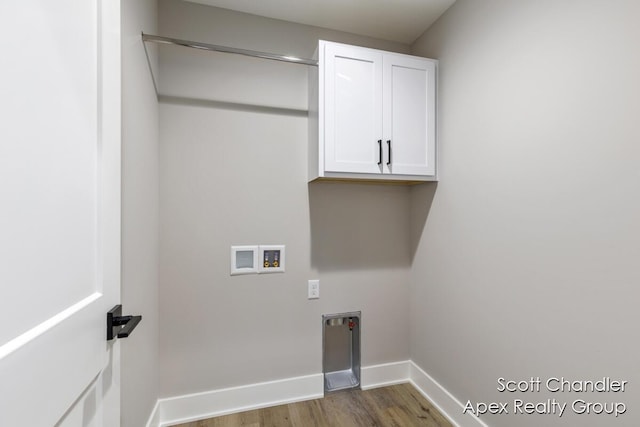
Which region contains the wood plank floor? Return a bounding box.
[172,383,453,427]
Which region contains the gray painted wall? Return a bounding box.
[121,0,159,425]
[158,0,413,397]
[410,1,640,426]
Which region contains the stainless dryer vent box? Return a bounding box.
[322,312,361,392]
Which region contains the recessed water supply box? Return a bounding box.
[322,312,361,392]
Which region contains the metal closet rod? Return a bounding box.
[141,33,318,67]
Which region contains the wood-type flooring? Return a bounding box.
[172,383,454,426]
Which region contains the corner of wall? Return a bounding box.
[121,0,160,426]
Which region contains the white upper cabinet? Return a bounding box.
[384,54,436,177]
[323,42,383,174]
[309,40,437,182]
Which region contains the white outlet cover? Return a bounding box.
[259,245,285,273]
[308,279,319,299]
[230,245,259,275]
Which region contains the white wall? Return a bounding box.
[410,1,640,426]
[121,0,159,425]
[158,0,413,398]
[157,0,408,111]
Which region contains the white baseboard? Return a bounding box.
[360,360,410,390]
[145,400,160,427]
[156,373,324,427]
[147,361,489,427]
[409,361,489,427]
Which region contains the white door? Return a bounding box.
[383,54,436,176]
[323,42,383,174]
[0,1,121,426]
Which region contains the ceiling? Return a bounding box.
[185,0,456,45]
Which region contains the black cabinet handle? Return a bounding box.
[107,305,142,340]
[377,140,382,165]
[387,140,392,166]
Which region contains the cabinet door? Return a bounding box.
[383,55,436,176]
[324,43,383,174]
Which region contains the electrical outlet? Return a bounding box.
[308,280,319,299]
